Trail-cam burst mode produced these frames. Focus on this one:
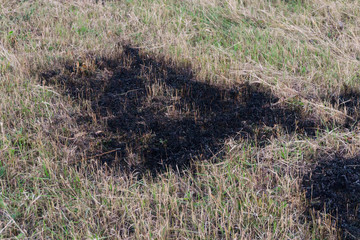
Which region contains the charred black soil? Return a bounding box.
[303,157,360,239]
[41,46,316,174]
[329,84,360,126]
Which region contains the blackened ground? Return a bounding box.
[41,45,316,174]
[303,157,360,239]
[329,84,360,126]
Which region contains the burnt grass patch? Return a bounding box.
[41,45,316,174]
[39,45,360,237]
[303,156,360,239]
[329,83,360,126]
[40,46,319,174]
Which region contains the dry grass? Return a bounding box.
[0,0,359,239]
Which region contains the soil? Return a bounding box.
[303,156,360,239]
[41,45,317,174]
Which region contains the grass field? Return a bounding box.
[0,0,360,239]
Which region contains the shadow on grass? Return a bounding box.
[303,156,360,240]
[41,45,316,174]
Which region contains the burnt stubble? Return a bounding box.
[303,157,360,239]
[41,45,316,174]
